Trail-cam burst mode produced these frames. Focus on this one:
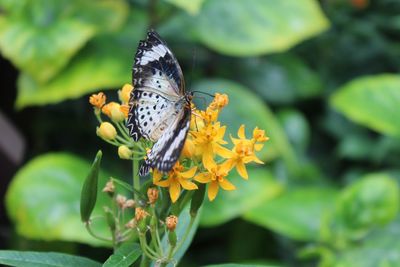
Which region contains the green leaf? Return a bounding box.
[239,54,323,104]
[330,215,400,267]
[244,187,338,241]
[15,12,147,109]
[80,150,102,222]
[156,205,201,266]
[5,153,112,246]
[204,264,280,267]
[325,173,399,241]
[0,0,128,83]
[165,0,205,15]
[200,168,283,226]
[331,74,400,137]
[0,250,101,267]
[192,79,299,172]
[103,242,141,267]
[194,0,330,56]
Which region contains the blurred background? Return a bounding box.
[2,0,400,266]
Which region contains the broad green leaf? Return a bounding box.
[192,79,299,171]
[15,13,147,108]
[327,216,400,267]
[165,0,205,15]
[103,242,141,267]
[5,153,113,246]
[277,109,310,154]
[204,264,279,267]
[0,0,128,83]
[80,150,102,222]
[200,168,283,226]
[339,173,399,229]
[194,0,330,56]
[331,74,400,137]
[156,205,201,267]
[244,187,338,241]
[0,250,101,267]
[239,55,323,104]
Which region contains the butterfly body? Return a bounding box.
[127,30,192,176]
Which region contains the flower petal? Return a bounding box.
[219,178,236,191]
[216,125,227,141]
[169,181,181,203]
[214,143,234,159]
[180,166,197,178]
[236,161,248,179]
[154,179,170,187]
[194,172,212,183]
[220,158,235,173]
[153,170,163,183]
[243,155,264,164]
[203,143,217,170]
[179,178,198,190]
[208,181,219,201]
[254,143,264,151]
[238,124,245,139]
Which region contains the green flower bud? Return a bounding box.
[97,122,117,140]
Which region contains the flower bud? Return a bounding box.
[166,215,178,231]
[147,187,159,204]
[135,207,149,221]
[102,102,125,122]
[119,84,133,104]
[253,127,269,142]
[125,218,135,229]
[89,92,106,109]
[116,194,127,208]
[118,145,132,160]
[123,199,135,209]
[97,122,117,140]
[211,93,229,109]
[102,179,115,196]
[120,104,129,118]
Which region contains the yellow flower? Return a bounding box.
[253,127,269,143]
[182,137,196,159]
[119,84,133,104]
[153,162,198,203]
[102,102,125,122]
[97,122,117,140]
[191,122,233,170]
[120,104,129,118]
[89,92,106,109]
[209,93,229,110]
[226,125,265,179]
[199,107,219,124]
[194,163,236,201]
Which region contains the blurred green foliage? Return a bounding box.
[2,0,400,266]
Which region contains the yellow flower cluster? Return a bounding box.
[153,93,269,202]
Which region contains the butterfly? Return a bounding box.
[126,29,192,176]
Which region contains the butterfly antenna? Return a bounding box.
[191,90,215,98]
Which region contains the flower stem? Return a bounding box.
[85,222,112,242]
[132,159,140,202]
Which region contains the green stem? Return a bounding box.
[132,159,140,202]
[116,121,132,141]
[85,223,112,242]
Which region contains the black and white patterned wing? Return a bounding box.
[126,29,185,141]
[139,106,191,176]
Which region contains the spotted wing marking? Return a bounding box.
[139,106,191,176]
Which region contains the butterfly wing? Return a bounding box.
[127,29,185,141]
[127,30,191,175]
[139,105,191,176]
